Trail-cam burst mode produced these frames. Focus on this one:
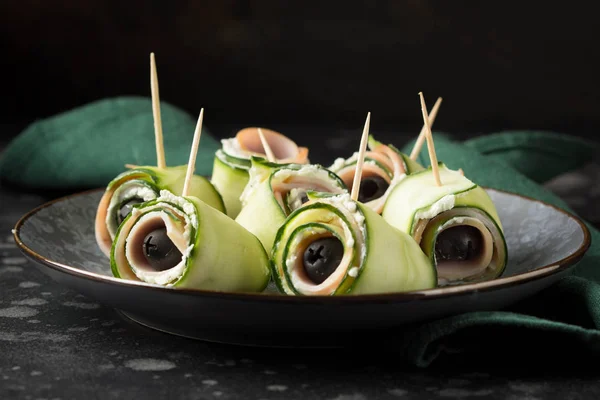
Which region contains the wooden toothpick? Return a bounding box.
[182,108,204,197]
[150,52,166,169]
[124,164,139,169]
[410,96,442,160]
[257,128,276,162]
[350,112,371,201]
[419,92,442,186]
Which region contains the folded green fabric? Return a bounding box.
[464,130,599,183]
[0,96,220,190]
[396,133,600,367]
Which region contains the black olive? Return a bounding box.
[299,192,309,204]
[434,225,483,262]
[357,176,389,203]
[142,228,183,271]
[302,237,344,284]
[117,197,144,224]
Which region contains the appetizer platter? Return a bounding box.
[13,53,591,347]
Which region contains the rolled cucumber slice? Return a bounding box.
[382,163,507,284]
[210,128,310,219]
[235,158,348,254]
[211,150,251,218]
[328,135,424,214]
[270,192,437,295]
[111,190,270,292]
[95,165,225,257]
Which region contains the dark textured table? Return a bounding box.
[1,126,600,400]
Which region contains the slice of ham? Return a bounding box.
[236,127,309,163]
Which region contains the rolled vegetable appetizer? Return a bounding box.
[270,192,437,295]
[329,135,423,213]
[110,190,270,291]
[212,127,310,218]
[95,166,225,257]
[235,158,348,253]
[382,164,507,285]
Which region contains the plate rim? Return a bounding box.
[12,186,592,304]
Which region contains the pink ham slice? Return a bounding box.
[236,127,309,163]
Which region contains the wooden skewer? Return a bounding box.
[150,52,166,169]
[124,164,139,169]
[350,112,371,201]
[182,108,204,197]
[257,128,276,162]
[410,96,442,160]
[418,92,442,186]
[458,168,464,176]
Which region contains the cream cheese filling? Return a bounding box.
[106,181,158,237]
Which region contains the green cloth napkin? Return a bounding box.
[2,97,599,368]
[464,130,598,183]
[390,133,600,367]
[0,96,220,190]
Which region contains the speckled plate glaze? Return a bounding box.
[13,188,590,348]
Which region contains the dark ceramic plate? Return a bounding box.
[13,188,590,347]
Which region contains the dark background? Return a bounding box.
[1,1,600,140]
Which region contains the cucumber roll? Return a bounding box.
[329,135,424,213]
[212,127,310,218]
[235,158,348,253]
[95,166,225,257]
[382,163,507,285]
[110,190,270,292]
[270,192,437,295]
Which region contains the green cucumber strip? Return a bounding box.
[367,134,383,150]
[211,155,249,218]
[220,149,252,168]
[399,153,425,174]
[111,196,270,292]
[367,135,424,175]
[336,156,394,179]
[382,163,478,234]
[110,180,159,227]
[147,166,226,214]
[106,168,157,191]
[109,165,225,215]
[235,175,287,252]
[348,203,437,294]
[177,197,270,292]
